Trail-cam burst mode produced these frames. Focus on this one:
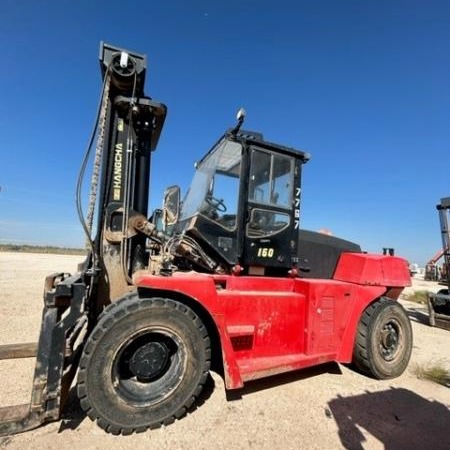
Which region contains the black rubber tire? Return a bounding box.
[77,294,210,435]
[433,289,450,315]
[352,298,413,380]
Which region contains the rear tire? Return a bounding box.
[77,295,210,435]
[352,298,412,379]
[431,289,450,316]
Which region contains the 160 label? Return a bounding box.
[257,247,275,258]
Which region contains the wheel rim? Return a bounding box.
[378,318,403,361]
[111,327,186,407]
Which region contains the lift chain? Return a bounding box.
[85,73,111,243]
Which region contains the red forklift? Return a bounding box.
[0,43,412,436]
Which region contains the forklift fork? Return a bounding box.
[0,273,88,436]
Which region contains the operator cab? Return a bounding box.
[175,127,311,275]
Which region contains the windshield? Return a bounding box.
[180,139,242,228]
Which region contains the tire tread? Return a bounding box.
[352,297,412,379]
[77,294,211,435]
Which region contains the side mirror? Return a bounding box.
[162,185,181,232]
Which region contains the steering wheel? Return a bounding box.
[205,195,227,213]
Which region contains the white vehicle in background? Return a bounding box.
[409,263,419,277]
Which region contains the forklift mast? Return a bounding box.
[88,43,167,302]
[0,43,167,436]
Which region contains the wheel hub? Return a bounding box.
[128,341,170,381]
[380,323,399,360]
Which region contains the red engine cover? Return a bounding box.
[333,253,411,287]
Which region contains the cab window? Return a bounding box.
[248,149,293,208]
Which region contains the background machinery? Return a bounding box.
[0,43,413,436]
[427,198,450,330]
[425,248,448,281]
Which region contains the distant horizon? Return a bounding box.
[0,240,437,268]
[0,242,84,250]
[0,243,85,257]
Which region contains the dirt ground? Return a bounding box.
[0,252,449,450]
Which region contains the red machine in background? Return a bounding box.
[425,248,448,281]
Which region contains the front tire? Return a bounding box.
[77,295,210,435]
[352,298,412,379]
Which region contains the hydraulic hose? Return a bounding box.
[75,66,111,271]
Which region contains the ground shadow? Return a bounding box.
[58,387,85,433]
[226,362,342,400]
[328,387,450,450]
[405,305,430,326]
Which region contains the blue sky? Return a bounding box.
[0,0,449,265]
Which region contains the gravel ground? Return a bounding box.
[0,252,449,450]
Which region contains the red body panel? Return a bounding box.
[133,253,410,389]
[334,253,411,287]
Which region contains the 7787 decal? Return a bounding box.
[294,187,301,229]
